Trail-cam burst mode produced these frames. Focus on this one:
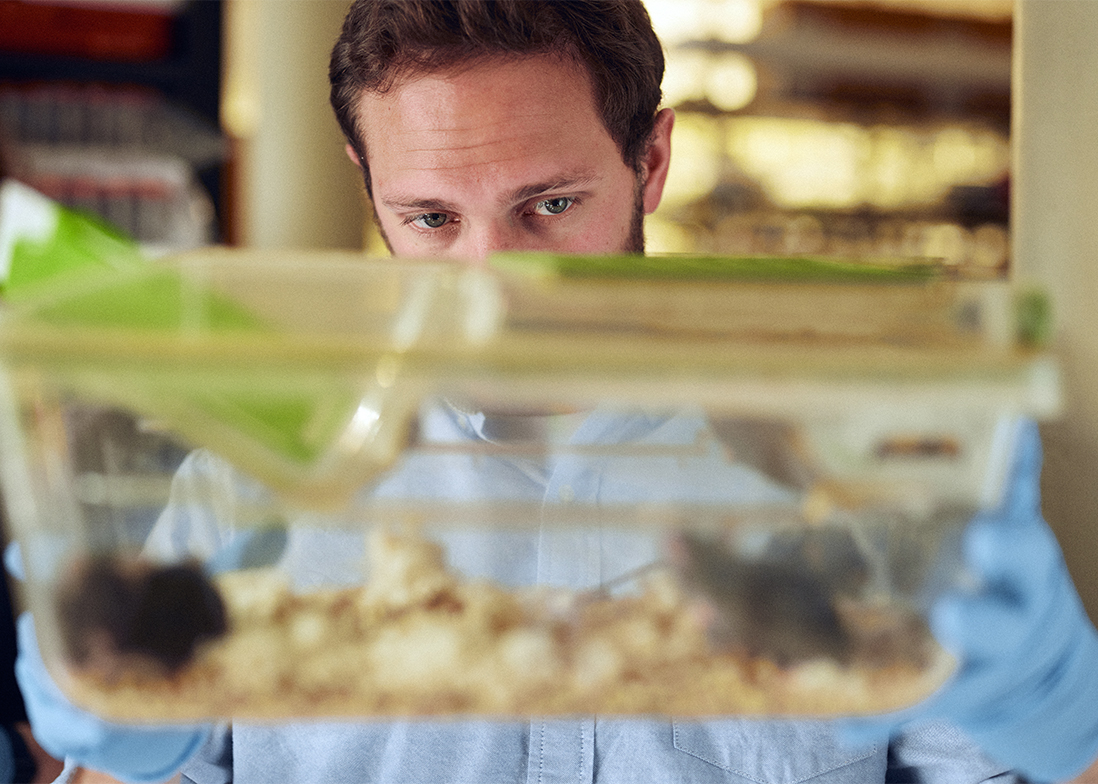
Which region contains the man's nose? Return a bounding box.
[461,222,528,265]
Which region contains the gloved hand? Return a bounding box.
[838,419,1098,782]
[14,611,210,784]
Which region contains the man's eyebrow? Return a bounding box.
[379,172,599,214]
[507,173,598,204]
[379,196,460,213]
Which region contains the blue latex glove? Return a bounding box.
[15,612,209,784]
[838,419,1098,782]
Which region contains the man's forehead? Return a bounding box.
[359,53,594,126]
[354,54,617,190]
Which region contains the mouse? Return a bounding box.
[55,555,228,678]
[668,530,852,667]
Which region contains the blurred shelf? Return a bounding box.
[0,0,227,246]
[0,0,221,123]
[648,0,1012,261]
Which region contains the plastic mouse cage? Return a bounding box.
[0,250,1060,721]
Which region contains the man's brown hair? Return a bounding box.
[329,0,665,195]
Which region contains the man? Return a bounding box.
[15,2,1098,782]
[328,0,671,260]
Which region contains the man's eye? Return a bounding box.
[412,212,449,229]
[533,197,573,216]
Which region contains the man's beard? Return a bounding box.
[372,173,648,256]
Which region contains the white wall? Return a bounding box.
[1014,0,1098,619]
[223,0,365,249]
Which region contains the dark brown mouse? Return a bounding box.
[669,530,852,667]
[56,556,227,678]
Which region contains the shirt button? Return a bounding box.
[558,484,575,503]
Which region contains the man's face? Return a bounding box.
[350,54,673,262]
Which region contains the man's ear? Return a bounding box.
[345,143,363,170]
[641,108,674,215]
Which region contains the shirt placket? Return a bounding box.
[525,454,602,784]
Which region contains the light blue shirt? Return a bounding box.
[149,402,1017,784]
